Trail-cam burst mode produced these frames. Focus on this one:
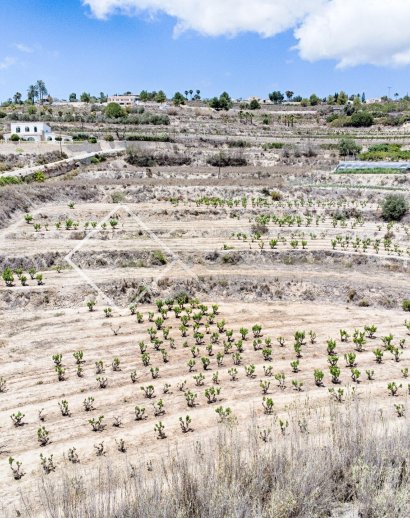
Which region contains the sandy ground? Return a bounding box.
[1,194,410,516]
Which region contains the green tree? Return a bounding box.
[249,99,261,110]
[172,92,186,106]
[69,92,77,102]
[139,90,149,102]
[337,91,348,105]
[269,91,284,104]
[309,93,320,106]
[80,92,91,103]
[209,92,232,111]
[13,92,22,104]
[105,102,125,118]
[382,194,408,221]
[27,84,38,104]
[285,90,294,100]
[36,80,48,103]
[155,90,167,103]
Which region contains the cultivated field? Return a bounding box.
[1,105,410,517]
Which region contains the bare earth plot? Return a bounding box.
[0,177,410,516]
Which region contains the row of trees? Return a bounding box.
[4,84,410,109]
[268,90,367,106]
[139,90,201,102]
[10,80,49,106]
[69,92,108,103]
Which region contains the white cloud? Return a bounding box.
[295,0,410,67]
[0,57,16,71]
[83,0,410,67]
[83,0,324,37]
[13,43,34,53]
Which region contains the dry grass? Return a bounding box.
[16,399,410,518]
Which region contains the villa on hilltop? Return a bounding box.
[107,94,140,106]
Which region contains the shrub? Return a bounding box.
[207,154,247,167]
[403,300,410,312]
[338,137,362,157]
[349,112,374,127]
[382,194,408,221]
[33,171,45,182]
[0,176,21,187]
[152,250,167,265]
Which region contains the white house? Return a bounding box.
[4,122,72,142]
[107,94,139,106]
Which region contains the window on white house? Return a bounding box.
[34,127,37,133]
[25,126,30,132]
[16,127,21,133]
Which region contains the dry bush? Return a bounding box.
[18,400,410,518]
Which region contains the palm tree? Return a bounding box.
[184,90,189,99]
[36,80,48,103]
[27,84,38,104]
[13,92,22,104]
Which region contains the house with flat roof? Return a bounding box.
[4,122,72,142]
[107,94,139,106]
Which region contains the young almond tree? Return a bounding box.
[10,412,25,427]
[154,421,166,439]
[205,387,221,404]
[37,426,50,446]
[179,416,193,433]
[89,416,105,432]
[262,397,275,415]
[314,369,324,386]
[329,366,341,384]
[40,454,56,474]
[2,268,14,287]
[9,457,25,480]
[185,390,197,408]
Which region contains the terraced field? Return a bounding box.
[0,133,410,516]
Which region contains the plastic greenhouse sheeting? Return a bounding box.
[335,161,410,171]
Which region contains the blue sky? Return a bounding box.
[1,0,410,101]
